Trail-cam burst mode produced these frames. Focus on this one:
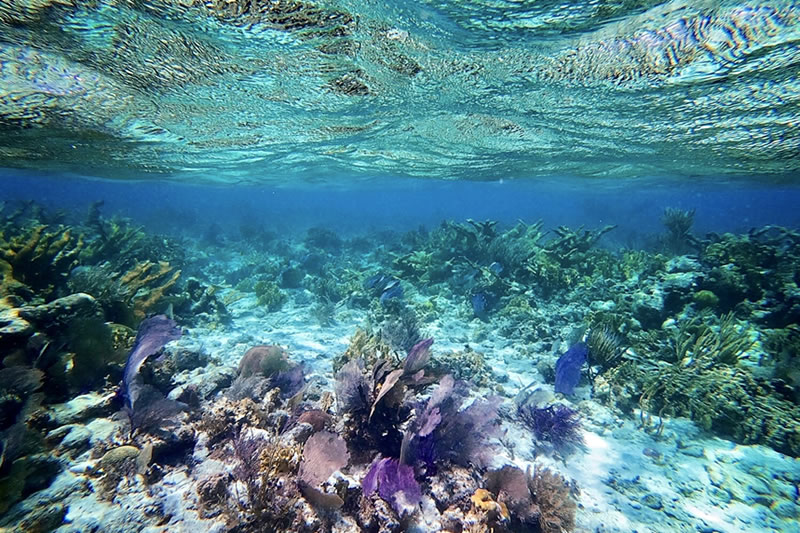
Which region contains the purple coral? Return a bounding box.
[401,375,503,471]
[122,315,182,411]
[519,403,583,452]
[403,337,433,375]
[362,457,421,517]
[299,431,350,486]
[334,358,369,413]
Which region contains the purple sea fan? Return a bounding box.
[403,337,434,375]
[362,457,422,517]
[334,358,369,413]
[122,315,182,411]
[299,431,350,487]
[520,403,583,453]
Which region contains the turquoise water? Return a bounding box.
[1,2,800,533]
[1,0,799,181]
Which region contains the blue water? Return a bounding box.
[4,170,800,238]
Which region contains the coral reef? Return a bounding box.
[484,465,577,533]
[0,223,82,301]
[254,280,287,312]
[3,201,800,533]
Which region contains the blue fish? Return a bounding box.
[489,262,504,275]
[471,292,488,318]
[380,281,404,304]
[554,342,588,395]
[364,273,389,290]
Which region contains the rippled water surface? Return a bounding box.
[1,0,798,182]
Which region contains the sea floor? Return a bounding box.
[1,217,799,533]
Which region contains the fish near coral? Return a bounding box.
[380,280,403,305]
[471,292,489,319]
[554,343,588,396]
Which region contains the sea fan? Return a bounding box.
[362,457,421,517]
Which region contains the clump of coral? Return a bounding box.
[519,403,584,455]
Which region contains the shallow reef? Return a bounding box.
[1,202,799,532]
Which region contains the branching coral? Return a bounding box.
[229,429,302,529]
[0,223,82,300]
[68,260,181,326]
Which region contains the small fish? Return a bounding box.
[380,281,403,304]
[471,292,488,318]
[364,273,389,290]
[489,261,504,275]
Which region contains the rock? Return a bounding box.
[708,486,731,504]
[661,272,700,292]
[20,454,63,495]
[50,392,116,425]
[772,501,799,519]
[179,365,236,400]
[0,308,33,345]
[748,477,771,495]
[677,445,705,458]
[665,256,702,273]
[428,466,479,510]
[171,346,210,372]
[18,504,67,533]
[18,293,102,325]
[631,291,664,330]
[46,424,92,454]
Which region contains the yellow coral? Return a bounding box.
[116,260,181,321]
[259,438,302,478]
[333,328,397,373]
[0,224,82,297]
[132,269,180,320]
[471,488,510,520]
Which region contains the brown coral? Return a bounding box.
[471,488,510,521]
[485,464,577,533]
[121,261,181,321]
[237,345,290,378]
[332,328,397,373]
[528,467,577,533]
[0,224,82,299]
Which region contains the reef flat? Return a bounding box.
[1,202,799,533]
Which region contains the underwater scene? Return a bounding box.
[1,1,800,532]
